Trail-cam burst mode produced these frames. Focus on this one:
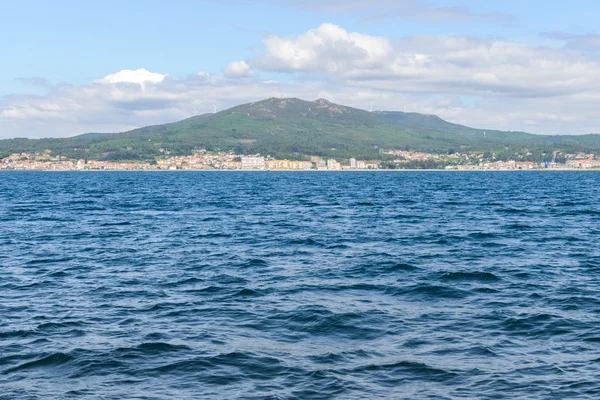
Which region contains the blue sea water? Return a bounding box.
[1,171,600,399]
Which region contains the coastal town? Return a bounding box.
[1,149,599,171]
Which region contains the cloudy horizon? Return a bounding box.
[1,0,599,138]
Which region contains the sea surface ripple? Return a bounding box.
[1,171,600,399]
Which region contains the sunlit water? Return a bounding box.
[1,171,600,399]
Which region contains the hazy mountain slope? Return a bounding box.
[1,97,599,161]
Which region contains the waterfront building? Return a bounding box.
[350,158,357,169]
[327,159,341,170]
[241,156,265,170]
[266,160,312,170]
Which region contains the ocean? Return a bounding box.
[1,171,599,399]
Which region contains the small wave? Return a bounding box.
[286,237,324,247]
[440,271,500,282]
[36,321,85,331]
[5,352,74,374]
[393,284,470,300]
[99,221,132,226]
[349,360,458,382]
[162,277,205,288]
[47,270,70,277]
[0,329,38,339]
[266,308,387,340]
[386,262,420,272]
[153,351,287,380]
[125,342,192,355]
[233,288,264,297]
[240,258,270,268]
[25,257,74,265]
[309,349,377,365]
[468,232,497,239]
[189,233,233,239]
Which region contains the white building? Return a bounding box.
[327,159,341,170]
[241,156,265,170]
[356,160,366,169]
[350,158,357,169]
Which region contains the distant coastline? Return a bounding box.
[1,168,598,173]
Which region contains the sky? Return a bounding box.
[1,0,600,138]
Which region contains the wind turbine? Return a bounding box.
[193,105,199,116]
[369,102,374,113]
[212,104,218,114]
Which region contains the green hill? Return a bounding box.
[1,97,599,162]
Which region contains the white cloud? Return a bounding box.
[255,24,600,99]
[223,61,255,78]
[0,70,324,138]
[98,68,167,87]
[258,23,394,73]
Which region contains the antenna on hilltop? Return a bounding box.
[212,104,218,114]
[193,105,199,116]
[369,102,374,113]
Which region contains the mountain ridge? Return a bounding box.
[1,97,599,162]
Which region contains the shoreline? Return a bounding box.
[1,168,599,173]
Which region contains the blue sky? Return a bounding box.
[1,0,600,137]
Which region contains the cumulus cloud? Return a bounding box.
[223,61,255,78]
[97,68,167,88]
[255,24,600,99]
[258,23,394,73]
[0,69,324,138]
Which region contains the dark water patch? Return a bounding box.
[122,342,192,355]
[46,270,70,278]
[190,233,233,239]
[233,288,264,297]
[467,232,498,239]
[348,360,459,383]
[99,221,133,226]
[504,223,534,230]
[386,262,420,272]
